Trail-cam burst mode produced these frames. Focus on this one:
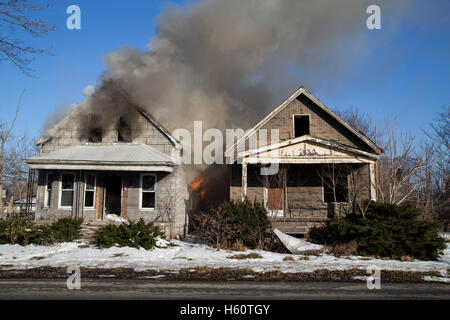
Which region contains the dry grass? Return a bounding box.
[330,241,358,257]
[401,256,414,262]
[298,256,310,261]
[283,256,295,261]
[228,253,263,260]
[231,240,248,252]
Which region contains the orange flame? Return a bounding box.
[190,178,205,192]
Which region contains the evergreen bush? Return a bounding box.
[309,202,446,261]
[0,216,83,246]
[95,219,165,250]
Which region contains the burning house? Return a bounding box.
[24,84,383,238]
[25,97,189,238]
[225,87,383,235]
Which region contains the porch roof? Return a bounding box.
[25,143,177,172]
[239,135,379,164]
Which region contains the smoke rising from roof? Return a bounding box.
[86,0,409,133]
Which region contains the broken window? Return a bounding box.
[294,115,310,138]
[84,174,96,208]
[88,114,103,143]
[117,116,132,142]
[60,174,75,207]
[141,175,156,209]
[45,173,54,208]
[323,175,348,203]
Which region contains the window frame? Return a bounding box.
[84,173,97,209]
[59,173,76,209]
[292,114,311,138]
[321,171,350,204]
[139,173,157,211]
[44,173,54,209]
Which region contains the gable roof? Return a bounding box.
[225,86,383,157]
[36,104,181,150]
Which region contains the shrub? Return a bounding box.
[310,202,446,261]
[194,199,269,250]
[95,219,165,250]
[330,241,358,257]
[193,210,238,250]
[0,216,83,246]
[0,215,35,245]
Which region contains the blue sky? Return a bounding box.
[1,0,449,144]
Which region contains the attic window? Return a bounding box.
[294,115,310,138]
[117,116,131,142]
[88,114,103,143]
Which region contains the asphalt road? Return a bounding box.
[0,279,449,300]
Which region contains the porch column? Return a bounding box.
[369,162,377,201]
[241,163,248,201]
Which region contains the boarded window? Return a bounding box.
[141,175,156,209]
[84,174,96,208]
[323,175,348,203]
[61,174,75,207]
[294,115,310,138]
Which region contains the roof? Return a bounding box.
[36,104,182,150]
[25,143,177,172]
[225,86,383,157]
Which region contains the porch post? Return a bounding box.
[241,163,248,201]
[369,162,377,201]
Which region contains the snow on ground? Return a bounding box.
[105,214,127,223]
[0,240,449,278]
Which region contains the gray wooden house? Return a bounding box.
[25,105,188,238]
[225,87,383,235]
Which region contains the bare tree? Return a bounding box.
[0,90,24,214]
[418,106,450,228]
[3,134,38,212]
[317,163,372,218]
[0,0,55,75]
[376,121,432,206]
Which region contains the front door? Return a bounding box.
[104,175,122,216]
[268,174,284,216]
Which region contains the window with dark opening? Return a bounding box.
[294,115,310,138]
[45,173,54,208]
[88,114,103,143]
[84,174,96,208]
[117,116,132,142]
[60,174,75,207]
[323,175,348,203]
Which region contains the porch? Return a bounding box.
[230,136,378,235]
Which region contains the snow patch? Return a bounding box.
[0,241,449,275]
[106,214,126,223]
